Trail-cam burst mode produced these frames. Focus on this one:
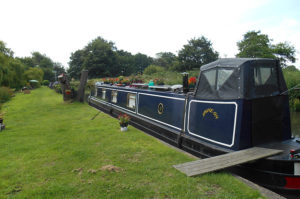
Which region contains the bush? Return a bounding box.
[144,65,165,75]
[0,87,13,103]
[29,82,41,88]
[283,69,300,108]
[42,80,50,86]
[54,84,62,94]
[294,99,300,111]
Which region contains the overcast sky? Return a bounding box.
[1,0,300,69]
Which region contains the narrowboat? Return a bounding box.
[88,58,300,191]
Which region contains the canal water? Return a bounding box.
[290,111,300,138]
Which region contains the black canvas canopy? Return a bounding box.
[195,58,287,100]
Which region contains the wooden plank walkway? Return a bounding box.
[173,147,282,177]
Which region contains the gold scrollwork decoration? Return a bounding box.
[202,108,219,119]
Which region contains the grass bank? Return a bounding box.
[0,87,263,198]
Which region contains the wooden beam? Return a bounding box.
[173,147,282,177]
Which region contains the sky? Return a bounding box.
[1,0,300,69]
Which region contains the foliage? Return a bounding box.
[118,113,130,125]
[143,65,165,75]
[23,67,44,83]
[178,36,219,71]
[42,80,50,86]
[0,50,26,89]
[0,87,263,198]
[154,52,177,69]
[0,40,14,57]
[294,99,300,112]
[285,65,298,72]
[237,31,296,67]
[18,52,65,81]
[0,87,13,103]
[54,84,62,93]
[153,78,164,85]
[1,40,63,90]
[282,68,300,108]
[68,37,154,80]
[237,31,273,58]
[133,53,154,73]
[272,42,296,67]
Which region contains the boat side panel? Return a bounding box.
[187,99,240,148]
[113,89,137,113]
[137,93,185,130]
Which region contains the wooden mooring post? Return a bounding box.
[77,70,88,103]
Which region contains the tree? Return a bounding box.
[272,42,296,67]
[178,36,219,71]
[0,40,14,57]
[237,31,296,67]
[18,52,65,81]
[23,67,44,83]
[82,37,118,78]
[7,59,26,89]
[116,50,135,76]
[17,57,35,67]
[31,52,53,68]
[133,53,153,74]
[68,37,119,79]
[154,52,177,68]
[68,50,85,79]
[284,65,298,72]
[237,31,273,58]
[0,52,9,85]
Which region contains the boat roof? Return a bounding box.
[200,58,275,71]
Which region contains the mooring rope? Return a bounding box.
[280,83,300,95]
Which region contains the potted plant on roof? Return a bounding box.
[188,76,197,90]
[118,113,130,132]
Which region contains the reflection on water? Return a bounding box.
[290,111,300,138]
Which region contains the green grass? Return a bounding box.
[0,87,263,198]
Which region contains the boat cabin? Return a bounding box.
[190,58,291,149]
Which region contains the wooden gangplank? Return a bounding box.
[173,147,282,177]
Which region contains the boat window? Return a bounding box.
[217,69,234,90]
[204,69,216,89]
[254,66,277,86]
[111,90,117,103]
[102,89,106,100]
[253,65,279,96]
[127,93,136,109]
[196,67,239,100]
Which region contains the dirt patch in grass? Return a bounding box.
[100,165,122,172]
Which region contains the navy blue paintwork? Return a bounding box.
[138,93,185,130]
[93,85,247,149]
[187,100,237,147]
